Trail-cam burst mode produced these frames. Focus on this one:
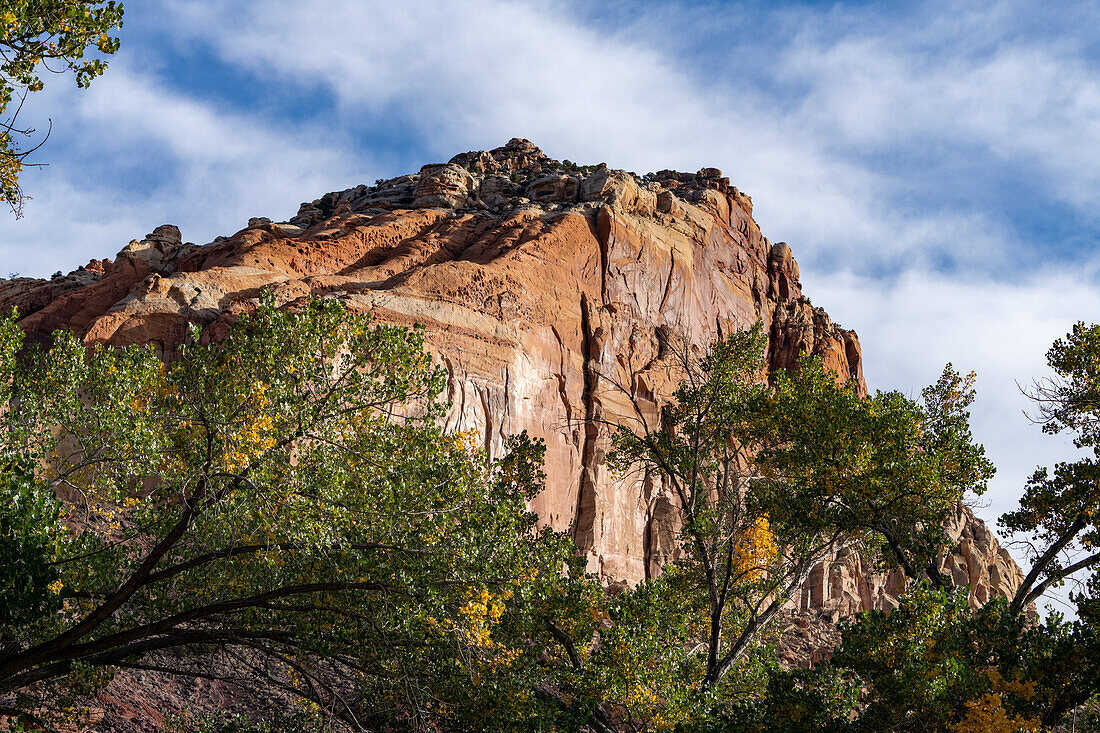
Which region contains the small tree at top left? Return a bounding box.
[1,1,124,215]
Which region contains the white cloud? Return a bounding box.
[780,5,1100,215]
[815,267,1097,515]
[0,59,366,276]
[12,0,1078,279]
[6,0,1097,276]
[164,0,1012,275]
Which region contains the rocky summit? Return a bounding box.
[1,138,1022,648]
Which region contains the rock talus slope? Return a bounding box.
[1,139,1021,613]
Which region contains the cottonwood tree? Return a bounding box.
[824,583,1098,733]
[783,322,1100,733]
[0,0,123,214]
[0,295,578,731]
[542,326,993,728]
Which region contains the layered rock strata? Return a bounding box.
[1,139,1019,614]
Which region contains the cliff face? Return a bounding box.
[0,139,1020,614]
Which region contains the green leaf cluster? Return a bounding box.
[759,361,993,580]
[831,584,1098,732]
[0,1,124,213]
[0,295,583,729]
[0,457,62,627]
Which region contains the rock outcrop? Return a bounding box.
[778,502,1026,666]
[1,139,1021,621]
[793,503,1025,621]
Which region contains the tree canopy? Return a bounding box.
[820,321,1100,733]
[0,296,583,730]
[1003,322,1100,614]
[0,0,123,214]
[523,326,993,729]
[2,305,1099,731]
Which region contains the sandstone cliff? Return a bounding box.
[0,139,1020,621]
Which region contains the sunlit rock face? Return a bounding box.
[3,140,1018,625]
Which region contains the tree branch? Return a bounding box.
[1011,517,1088,615]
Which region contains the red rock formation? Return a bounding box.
[1,140,1020,612]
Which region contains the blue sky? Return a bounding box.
[1,0,1098,611]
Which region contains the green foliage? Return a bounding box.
[831,583,1098,732]
[604,326,786,694]
[702,663,858,733]
[0,312,66,628]
[588,326,991,729]
[1077,696,1100,732]
[165,710,324,733]
[4,305,1092,731]
[571,566,719,729]
[0,458,63,626]
[0,0,124,213]
[0,294,579,729]
[794,323,1100,733]
[1033,322,1100,448]
[832,585,987,730]
[759,362,993,580]
[1079,571,1100,626]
